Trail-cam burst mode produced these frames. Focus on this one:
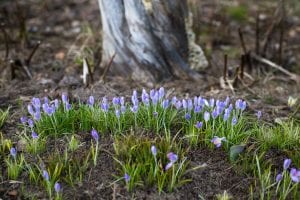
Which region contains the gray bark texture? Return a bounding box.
[98,0,207,84]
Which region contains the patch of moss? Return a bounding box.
[226,5,248,22]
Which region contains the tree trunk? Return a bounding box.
[98,0,207,85]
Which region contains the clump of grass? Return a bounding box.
[256,120,300,162]
[14,87,300,198]
[251,156,300,199]
[113,133,193,193]
[0,107,9,129]
[5,147,25,180]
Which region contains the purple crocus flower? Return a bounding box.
[228,104,233,112]
[20,116,27,124]
[290,168,300,183]
[91,129,99,141]
[44,97,49,104]
[235,99,243,110]
[241,101,247,111]
[194,96,198,107]
[31,131,39,139]
[65,103,72,111]
[62,93,68,104]
[32,97,41,109]
[217,105,224,114]
[276,173,283,182]
[195,121,203,129]
[112,97,120,106]
[171,96,177,105]
[131,90,138,106]
[235,99,246,111]
[153,111,158,118]
[115,109,120,119]
[10,147,17,158]
[185,113,191,120]
[232,117,237,126]
[151,92,159,105]
[211,136,226,148]
[28,118,34,128]
[54,99,59,109]
[223,112,230,122]
[42,170,49,181]
[182,99,187,109]
[124,173,130,183]
[158,87,165,100]
[42,103,49,113]
[216,100,221,108]
[167,152,178,163]
[121,105,126,114]
[162,99,169,109]
[209,98,215,108]
[43,104,55,116]
[141,90,150,106]
[197,97,203,106]
[284,159,292,170]
[204,111,210,122]
[101,98,109,112]
[212,109,219,119]
[28,104,34,116]
[198,97,208,107]
[165,162,174,171]
[225,96,230,106]
[88,96,95,106]
[165,152,178,171]
[224,108,231,116]
[34,111,41,121]
[54,182,61,193]
[132,90,138,99]
[150,89,156,100]
[256,110,262,120]
[187,99,193,111]
[175,101,182,110]
[120,97,125,106]
[151,145,157,157]
[130,105,138,114]
[194,106,202,113]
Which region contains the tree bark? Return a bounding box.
[98,0,207,84]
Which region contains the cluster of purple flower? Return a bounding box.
[28,97,60,120]
[211,136,226,148]
[150,145,178,171]
[169,95,245,127]
[42,170,61,193]
[23,89,250,129]
[21,89,254,148]
[276,159,300,183]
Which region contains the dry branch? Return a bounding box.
[250,53,300,83]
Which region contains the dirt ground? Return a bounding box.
[0,0,299,199]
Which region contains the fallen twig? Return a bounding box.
[250,53,300,83]
[22,64,33,79]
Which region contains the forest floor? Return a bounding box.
[0,0,299,199]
